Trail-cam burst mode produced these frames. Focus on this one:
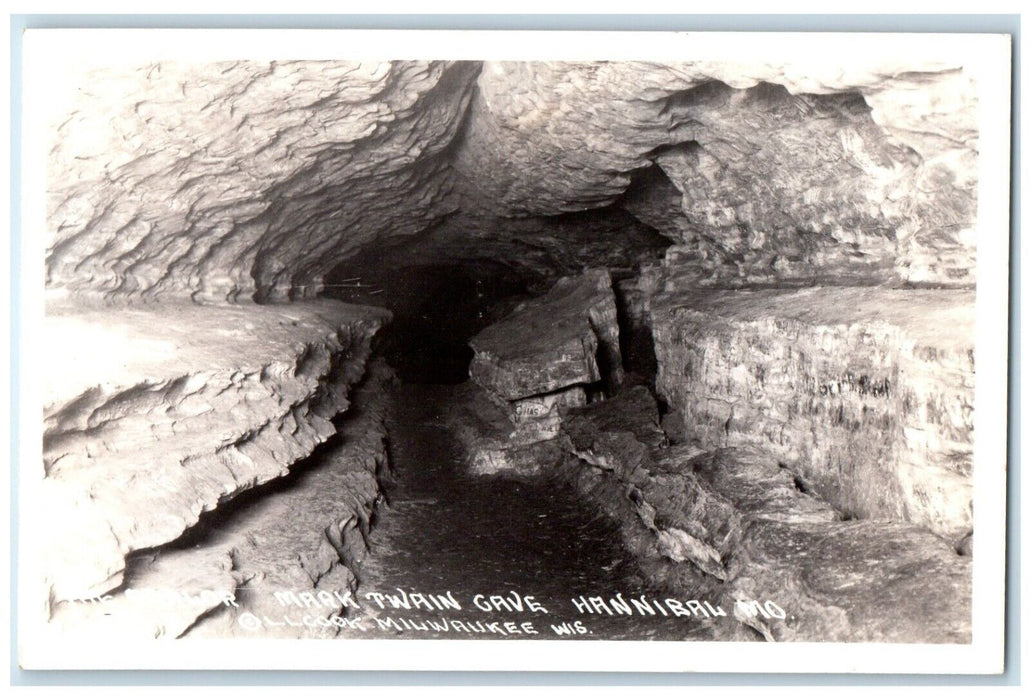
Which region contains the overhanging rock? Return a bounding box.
[39,299,390,605]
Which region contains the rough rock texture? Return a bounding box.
[40,299,390,604]
[329,206,672,307]
[455,61,977,288]
[642,283,974,543]
[563,385,668,475]
[184,361,395,638]
[554,391,971,643]
[42,547,240,641]
[46,58,976,302]
[454,269,624,476]
[45,361,396,640]
[36,53,983,647]
[469,268,623,399]
[47,61,479,301]
[444,379,577,479]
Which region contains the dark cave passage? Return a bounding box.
[321,202,672,384]
[324,261,533,384]
[317,249,689,638]
[343,383,706,640]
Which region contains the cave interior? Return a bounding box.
[36,56,980,645]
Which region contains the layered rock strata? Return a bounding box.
[45,361,396,640]
[46,59,977,304]
[456,61,977,288]
[35,51,987,649]
[446,264,976,641]
[443,382,575,479]
[39,299,390,609]
[640,281,974,543]
[461,269,623,476]
[469,268,624,398]
[47,61,479,301]
[554,388,971,642]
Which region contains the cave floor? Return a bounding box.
[341,383,708,641]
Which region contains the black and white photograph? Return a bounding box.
[13,26,1012,674]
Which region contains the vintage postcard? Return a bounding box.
[15,28,1012,674]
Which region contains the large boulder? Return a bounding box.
[455,269,625,477]
[468,268,623,400]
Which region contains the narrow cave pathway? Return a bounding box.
[341,382,706,641]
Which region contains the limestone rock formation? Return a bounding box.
[448,366,583,479]
[562,385,667,477]
[45,58,977,303]
[642,282,974,543]
[33,50,988,649]
[183,361,396,638]
[469,268,623,399]
[455,61,977,288]
[45,361,396,640]
[457,269,624,476]
[40,299,390,605]
[47,61,479,301]
[555,392,971,643]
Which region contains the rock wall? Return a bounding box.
[47,61,479,301]
[34,52,985,647]
[44,361,396,640]
[554,387,971,643]
[39,299,390,610]
[642,280,974,543]
[455,61,977,288]
[456,262,976,546]
[437,365,973,642]
[441,262,976,641]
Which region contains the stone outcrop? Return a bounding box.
[458,269,623,476]
[455,61,977,288]
[469,268,623,398]
[554,389,972,643]
[39,299,390,606]
[444,382,575,479]
[640,281,974,543]
[184,360,396,638]
[47,61,479,301]
[45,361,396,640]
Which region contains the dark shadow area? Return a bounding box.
[321,202,673,384]
[612,276,658,385]
[323,259,531,383]
[346,383,707,641]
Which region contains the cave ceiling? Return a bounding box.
[45,58,977,303]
